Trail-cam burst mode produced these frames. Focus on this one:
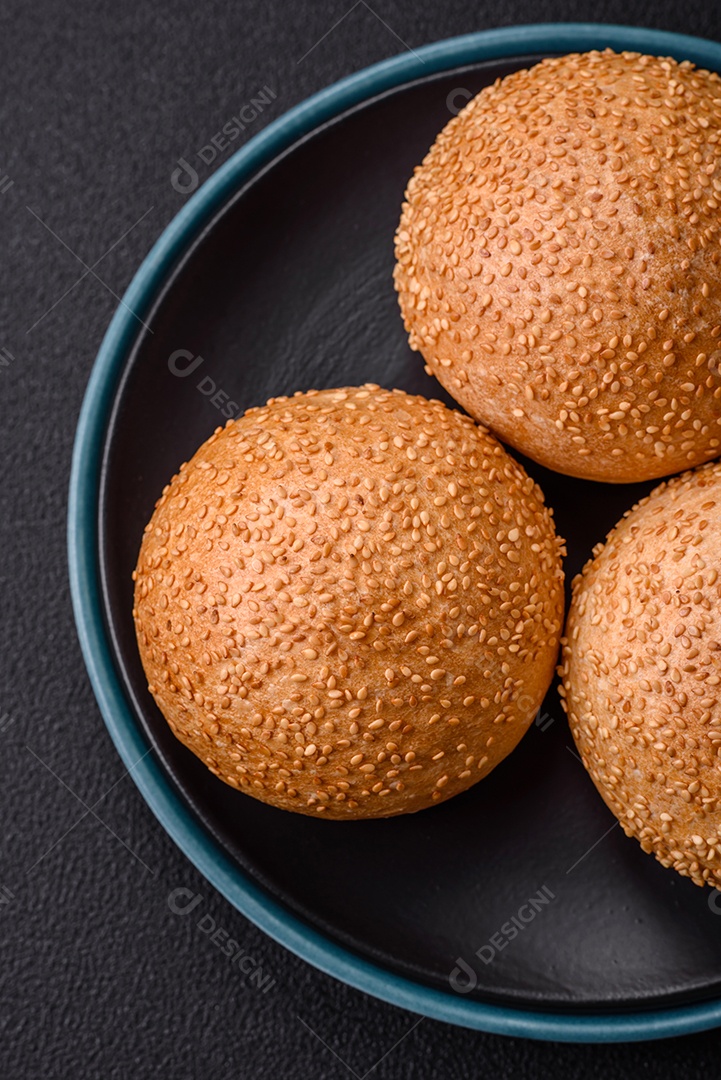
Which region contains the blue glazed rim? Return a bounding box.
[68,23,721,1042]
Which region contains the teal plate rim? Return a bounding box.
[68,22,721,1043]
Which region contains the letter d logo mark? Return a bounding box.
[171,157,199,195]
[168,349,205,378]
[167,888,203,916]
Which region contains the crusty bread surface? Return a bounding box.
[134,385,565,818]
[395,50,721,483]
[562,460,721,885]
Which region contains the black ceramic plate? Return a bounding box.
[70,25,721,1041]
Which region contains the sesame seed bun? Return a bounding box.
[561,460,721,886]
[394,50,721,484]
[133,385,565,819]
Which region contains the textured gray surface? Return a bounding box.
[3,0,721,1076]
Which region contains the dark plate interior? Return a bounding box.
[98,56,721,1012]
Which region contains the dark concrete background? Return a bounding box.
[3,1,721,1076]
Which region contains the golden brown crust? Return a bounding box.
[133,385,565,819]
[394,50,721,483]
[561,460,721,885]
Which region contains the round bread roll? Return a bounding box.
[561,460,721,886]
[133,385,564,819]
[394,49,721,484]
